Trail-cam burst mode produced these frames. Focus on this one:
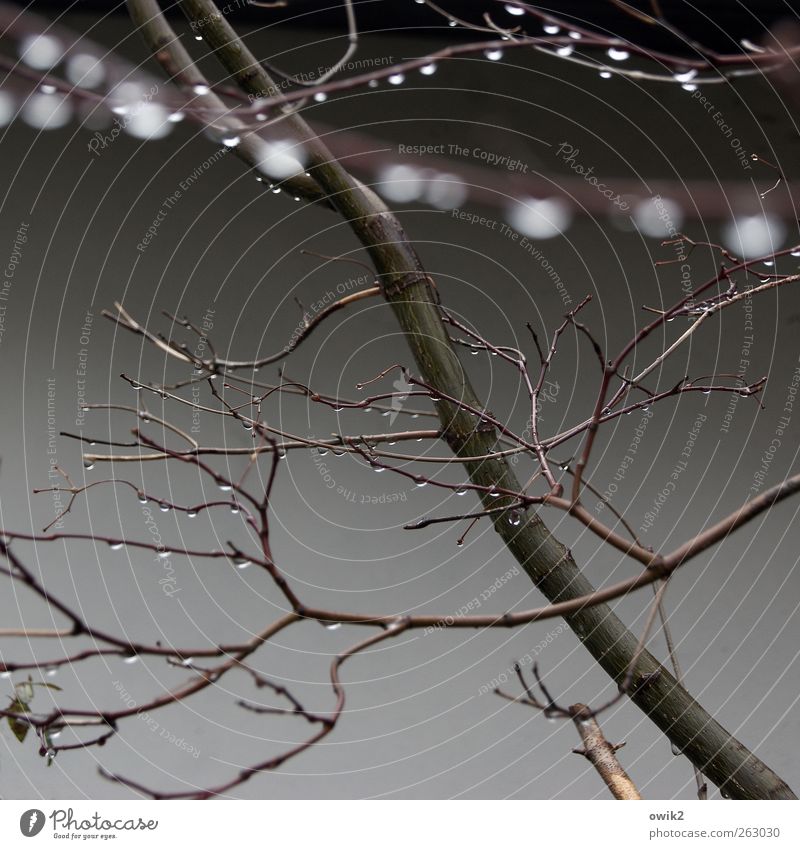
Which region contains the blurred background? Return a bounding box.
[0,1,799,800]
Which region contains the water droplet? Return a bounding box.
[368,80,379,88]
[415,479,428,488]
[599,71,612,79]
[508,510,522,526]
[790,249,800,257]
[556,45,574,57]
[222,135,241,148]
[187,509,198,518]
[218,482,233,492]
[40,84,57,95]
[324,621,342,630]
[159,503,171,512]
[670,742,682,756]
[137,492,148,504]
[45,747,56,763]
[168,112,185,123]
[456,539,464,547]
[455,487,468,496]
[674,69,697,83]
[313,92,327,102]
[109,542,124,551]
[181,657,194,667]
[192,84,210,96]
[682,83,698,92]
[316,447,329,456]
[83,460,95,471]
[607,47,629,61]
[373,466,385,473]
[484,49,503,61]
[388,74,405,85]
[124,654,139,664]
[543,24,560,34]
[504,4,525,14]
[233,556,251,569]
[157,550,171,559]
[568,31,582,40]
[489,490,501,498]
[470,349,480,355]
[131,381,143,390]
[420,63,437,76]
[230,503,240,514]
[277,448,287,459]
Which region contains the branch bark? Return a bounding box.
[570,704,642,801]
[127,0,796,800]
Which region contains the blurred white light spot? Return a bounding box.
[556,46,574,57]
[19,34,62,70]
[509,197,571,239]
[124,103,172,140]
[192,84,210,96]
[425,173,468,209]
[0,91,16,127]
[420,63,437,76]
[599,71,612,79]
[504,4,525,15]
[543,24,560,35]
[66,54,106,89]
[22,92,72,130]
[607,47,630,61]
[313,91,327,102]
[378,164,424,202]
[634,197,683,238]
[256,140,306,179]
[388,74,405,85]
[722,215,786,259]
[484,49,503,61]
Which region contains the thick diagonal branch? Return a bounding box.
[127,0,795,800]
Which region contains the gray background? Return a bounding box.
[0,5,799,799]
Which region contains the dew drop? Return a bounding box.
[192,84,210,96]
[159,502,171,512]
[504,4,525,15]
[484,49,503,61]
[313,92,327,102]
[388,74,405,85]
[508,510,522,526]
[181,657,194,667]
[682,83,698,92]
[137,492,148,504]
[599,71,612,79]
[222,135,241,148]
[673,69,697,83]
[368,80,379,88]
[168,111,185,123]
[670,742,682,757]
[373,466,385,473]
[543,24,560,34]
[187,509,198,518]
[455,487,468,496]
[489,490,501,498]
[40,84,57,95]
[233,556,251,569]
[83,460,95,471]
[568,31,582,40]
[124,654,139,664]
[791,249,800,257]
[420,63,437,76]
[607,47,630,61]
[109,542,124,551]
[415,479,428,488]
[316,447,329,456]
[46,667,58,677]
[324,621,342,630]
[556,46,574,57]
[218,482,233,492]
[230,503,240,514]
[157,550,171,559]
